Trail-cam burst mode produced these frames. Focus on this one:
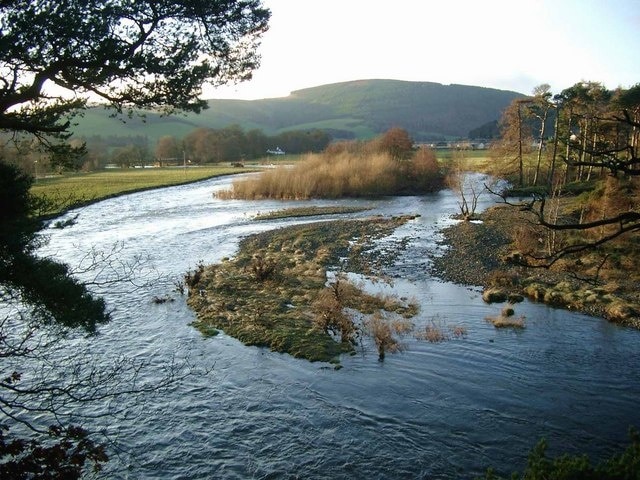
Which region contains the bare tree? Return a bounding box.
[446,150,485,220]
[489,83,640,268]
[530,84,553,186]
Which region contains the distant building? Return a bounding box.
[266,147,285,155]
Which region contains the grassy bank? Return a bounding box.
[186,217,420,364]
[30,165,254,218]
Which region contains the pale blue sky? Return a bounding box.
[206,0,640,99]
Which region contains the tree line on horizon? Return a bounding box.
[0,125,332,174]
[492,81,639,190]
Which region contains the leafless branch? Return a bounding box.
[486,184,640,268]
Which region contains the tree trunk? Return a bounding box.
[547,106,561,189]
[533,109,548,186]
[517,105,524,186]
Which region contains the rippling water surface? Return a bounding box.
[37,175,640,479]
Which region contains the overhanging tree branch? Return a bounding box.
[0,0,270,139]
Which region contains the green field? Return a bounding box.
[30,165,253,217]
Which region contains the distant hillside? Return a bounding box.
[70,79,524,143]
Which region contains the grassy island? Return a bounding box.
[254,205,371,221]
[186,216,420,364]
[216,130,445,200]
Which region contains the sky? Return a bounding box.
[205,0,640,100]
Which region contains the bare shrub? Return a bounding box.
[416,317,468,342]
[312,276,358,344]
[445,158,485,220]
[513,224,542,255]
[184,262,205,289]
[366,312,405,361]
[450,325,468,338]
[417,322,448,343]
[249,254,278,282]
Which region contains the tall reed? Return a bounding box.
[217,148,443,200]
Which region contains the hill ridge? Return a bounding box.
[71,79,524,143]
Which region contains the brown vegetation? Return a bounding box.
[414,317,468,343]
[365,313,408,361]
[486,314,526,329]
[186,217,421,364]
[431,204,640,328]
[216,129,444,200]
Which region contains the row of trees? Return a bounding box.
[1,126,332,174]
[491,81,640,266]
[493,81,640,190]
[158,125,331,164]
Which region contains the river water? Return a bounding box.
[36,175,640,479]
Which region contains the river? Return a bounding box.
[35,175,640,479]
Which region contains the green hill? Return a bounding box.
[70,79,524,143]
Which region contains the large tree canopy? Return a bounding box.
[0,0,270,140]
[0,2,270,476]
[491,82,640,267]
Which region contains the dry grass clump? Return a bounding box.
[415,317,468,343]
[482,287,509,304]
[450,325,468,338]
[485,304,526,329]
[390,318,414,335]
[366,312,407,361]
[421,323,448,343]
[487,315,526,328]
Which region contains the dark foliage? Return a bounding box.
[482,428,640,480]
[0,425,108,480]
[0,0,270,145]
[0,162,109,331]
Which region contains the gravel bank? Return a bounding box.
[428,204,640,328]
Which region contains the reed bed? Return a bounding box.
[217,150,443,200]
